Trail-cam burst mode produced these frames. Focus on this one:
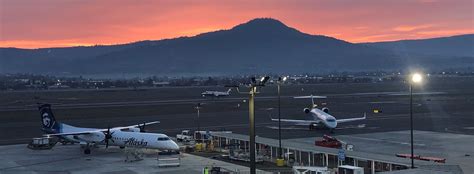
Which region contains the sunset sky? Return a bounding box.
[1,0,473,48]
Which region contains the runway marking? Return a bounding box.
[444,128,472,134]
[266,126,309,130]
[368,101,399,104]
[148,122,275,132]
[0,91,448,111]
[0,97,281,111]
[0,150,119,171]
[388,92,446,96]
[340,136,426,146]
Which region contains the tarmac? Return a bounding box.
[0,79,473,173]
[0,143,270,174]
[1,130,471,173]
[290,130,474,173]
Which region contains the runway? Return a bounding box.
[0,79,473,145]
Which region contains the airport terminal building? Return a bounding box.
[209,132,453,174]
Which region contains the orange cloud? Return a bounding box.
[418,0,438,3]
[393,24,434,32]
[416,29,474,36]
[0,0,472,48]
[351,34,400,43]
[0,40,96,48]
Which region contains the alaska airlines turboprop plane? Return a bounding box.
[39,104,179,154]
[271,95,366,132]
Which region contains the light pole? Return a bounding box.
[196,103,201,132]
[227,76,269,174]
[409,73,422,168]
[249,85,256,173]
[277,76,287,162]
[195,103,202,142]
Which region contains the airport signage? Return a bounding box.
[338,149,345,161]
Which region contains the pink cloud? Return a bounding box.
[393,24,434,32]
[0,0,472,48]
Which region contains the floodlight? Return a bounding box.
[411,73,422,83]
[260,76,270,84]
[251,77,257,84]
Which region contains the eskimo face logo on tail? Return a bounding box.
[42,112,53,128]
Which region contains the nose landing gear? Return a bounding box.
[329,128,335,134]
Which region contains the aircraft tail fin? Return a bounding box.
[38,104,60,133]
[263,108,276,120]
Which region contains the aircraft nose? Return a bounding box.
[328,122,337,129]
[168,140,179,151]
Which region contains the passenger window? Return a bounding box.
[157,137,170,141]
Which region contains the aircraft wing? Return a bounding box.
[293,95,327,99]
[113,121,161,130]
[271,118,320,126]
[337,113,366,123]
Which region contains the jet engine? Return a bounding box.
[322,107,329,113]
[304,108,310,113]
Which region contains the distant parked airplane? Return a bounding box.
[270,95,366,132]
[201,88,232,97]
[38,104,179,154]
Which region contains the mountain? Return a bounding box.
[0,18,472,76]
[365,34,474,57]
[365,34,474,70]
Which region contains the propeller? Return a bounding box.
[104,126,115,148]
[139,122,146,132]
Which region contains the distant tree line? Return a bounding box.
[1,71,473,91]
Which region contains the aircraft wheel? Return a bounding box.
[84,148,91,154]
[120,146,125,149]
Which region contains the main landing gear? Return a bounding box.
[83,143,91,154]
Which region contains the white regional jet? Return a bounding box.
[201,88,232,97]
[39,104,179,154]
[271,95,366,132]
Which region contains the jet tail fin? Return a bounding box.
[263,108,275,120]
[38,104,60,133]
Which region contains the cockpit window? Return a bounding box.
[327,119,336,122]
[157,137,170,141]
